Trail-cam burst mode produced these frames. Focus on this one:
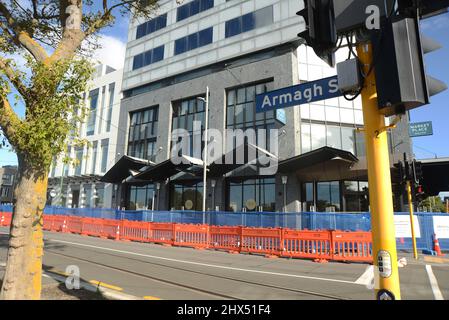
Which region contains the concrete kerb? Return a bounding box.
[43,270,144,300]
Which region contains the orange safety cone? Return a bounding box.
[433,234,444,256]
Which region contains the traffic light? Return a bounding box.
[415,184,426,203]
[373,17,448,116]
[393,161,405,183]
[412,160,423,184]
[297,0,337,67]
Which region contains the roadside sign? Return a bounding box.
[409,121,433,137]
[256,76,341,113]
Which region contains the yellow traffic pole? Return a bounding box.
[357,42,401,300]
[406,181,419,259]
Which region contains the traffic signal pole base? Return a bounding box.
[357,42,401,300]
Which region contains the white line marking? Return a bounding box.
[0,262,6,267]
[425,265,444,300]
[355,265,374,285]
[45,238,359,285]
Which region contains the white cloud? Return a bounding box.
[90,35,126,70]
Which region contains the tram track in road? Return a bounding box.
[43,244,349,300]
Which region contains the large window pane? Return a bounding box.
[327,125,342,149]
[311,123,326,150]
[341,127,355,154]
[301,123,311,153]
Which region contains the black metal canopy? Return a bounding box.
[277,146,359,180]
[100,155,153,184]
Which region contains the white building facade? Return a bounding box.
[47,64,123,209]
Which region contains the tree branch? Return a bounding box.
[0,96,21,145]
[0,56,28,97]
[0,1,49,62]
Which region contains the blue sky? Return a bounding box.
[1,10,448,186]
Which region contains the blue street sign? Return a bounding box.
[409,121,433,137]
[256,76,341,113]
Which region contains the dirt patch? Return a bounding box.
[41,283,109,300]
[0,279,108,300]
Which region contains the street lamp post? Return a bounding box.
[281,176,288,213]
[197,87,209,224]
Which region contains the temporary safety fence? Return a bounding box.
[0,212,373,263]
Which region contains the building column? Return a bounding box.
[92,183,97,208]
[66,184,72,208]
[79,184,85,208]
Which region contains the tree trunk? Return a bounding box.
[0,157,48,300]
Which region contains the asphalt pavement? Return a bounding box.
[0,226,448,300]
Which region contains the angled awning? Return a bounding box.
[134,155,203,182]
[278,147,359,181]
[100,155,154,183]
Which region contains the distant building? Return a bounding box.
[47,64,123,208]
[0,165,18,204]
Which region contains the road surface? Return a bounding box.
[1,227,448,300]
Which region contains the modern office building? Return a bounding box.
[0,165,18,204]
[103,0,413,212]
[47,64,123,208]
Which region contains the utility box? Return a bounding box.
[337,58,361,95]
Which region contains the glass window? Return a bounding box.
[341,127,355,154]
[199,28,213,47]
[327,125,342,149]
[127,185,155,210]
[311,123,326,150]
[242,13,255,32]
[326,106,340,123]
[175,28,213,55]
[133,45,165,70]
[128,106,159,162]
[132,53,143,70]
[227,178,275,212]
[171,96,206,157]
[226,81,275,150]
[136,13,167,39]
[152,45,164,63]
[255,5,274,28]
[75,147,83,176]
[317,182,340,212]
[169,182,203,210]
[101,139,109,173]
[177,0,214,22]
[225,6,273,38]
[90,141,97,174]
[301,123,311,153]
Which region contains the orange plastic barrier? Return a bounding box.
[43,215,54,230]
[121,220,150,242]
[331,231,373,262]
[209,226,241,252]
[148,222,174,244]
[2,214,374,263]
[173,224,209,249]
[101,219,121,240]
[281,229,332,260]
[0,212,12,227]
[66,216,83,234]
[48,216,67,232]
[79,217,103,237]
[240,227,282,255]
